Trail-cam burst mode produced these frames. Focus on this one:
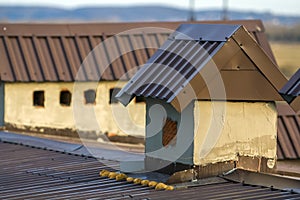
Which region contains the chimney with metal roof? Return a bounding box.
[117,23,297,178]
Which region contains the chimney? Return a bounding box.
[117,23,291,178]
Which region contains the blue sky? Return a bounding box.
[1,0,300,16]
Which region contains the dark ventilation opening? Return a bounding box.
[84,89,96,104]
[109,88,121,104]
[33,90,45,107]
[60,90,72,106]
[162,118,177,146]
[135,96,146,103]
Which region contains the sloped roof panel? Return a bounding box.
[0,21,276,82]
[117,24,241,108]
[0,25,169,82]
[117,24,287,111]
[120,39,224,103]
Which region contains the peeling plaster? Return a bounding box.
[5,82,145,136]
[194,101,277,166]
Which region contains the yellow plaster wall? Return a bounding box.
[193,101,277,166]
[5,82,145,136]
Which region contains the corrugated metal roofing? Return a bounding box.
[1,140,299,199]
[116,23,287,111]
[117,25,231,104]
[0,20,276,82]
[277,103,300,160]
[0,27,168,82]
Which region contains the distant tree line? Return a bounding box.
[266,23,300,42]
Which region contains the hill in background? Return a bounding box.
[0,5,300,25]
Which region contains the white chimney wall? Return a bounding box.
[193,101,277,166]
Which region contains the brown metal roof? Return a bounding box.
[0,24,169,82]
[117,23,287,112]
[280,68,300,112]
[0,20,275,82]
[1,139,299,199]
[277,102,300,160]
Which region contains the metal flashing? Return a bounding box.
[174,24,241,41]
[222,169,300,192]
